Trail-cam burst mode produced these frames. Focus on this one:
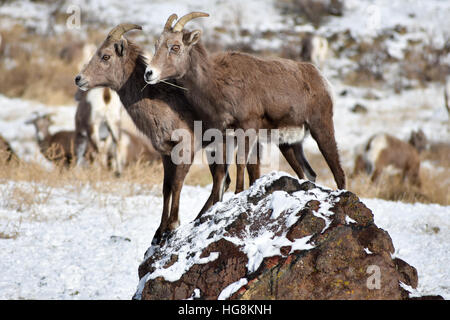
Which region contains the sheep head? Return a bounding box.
[75,23,142,92]
[144,12,209,85]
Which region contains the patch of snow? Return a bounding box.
[363,198,450,299]
[218,278,248,300]
[399,281,422,298]
[346,215,357,224]
[269,190,299,219]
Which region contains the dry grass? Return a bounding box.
[0,143,448,226]
[0,156,215,196]
[275,148,449,206]
[0,23,110,105]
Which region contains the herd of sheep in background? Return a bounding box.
[0,12,448,244]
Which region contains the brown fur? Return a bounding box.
[26,114,76,167]
[75,31,259,244]
[353,131,425,187]
[148,23,345,189]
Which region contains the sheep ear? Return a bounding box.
[114,39,127,56]
[186,30,202,46]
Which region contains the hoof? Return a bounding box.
[151,235,161,246]
[151,229,171,246]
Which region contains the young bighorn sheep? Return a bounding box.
[0,134,17,163]
[146,12,345,189]
[75,24,259,244]
[353,130,427,187]
[26,113,76,167]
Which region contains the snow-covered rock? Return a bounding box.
[135,172,439,300]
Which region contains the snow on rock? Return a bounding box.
[135,172,437,300]
[218,278,248,300]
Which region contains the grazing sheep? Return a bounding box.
[26,113,76,167]
[353,130,427,187]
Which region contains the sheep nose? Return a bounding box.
[144,70,153,82]
[75,75,81,85]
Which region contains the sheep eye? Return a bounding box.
[171,45,180,53]
[102,54,110,61]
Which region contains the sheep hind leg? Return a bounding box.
[293,142,316,182]
[309,123,346,189]
[279,143,306,180]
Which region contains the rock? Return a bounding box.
[134,172,438,300]
[350,103,368,114]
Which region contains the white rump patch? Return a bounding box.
[278,126,306,145]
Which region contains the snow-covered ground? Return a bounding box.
[364,198,450,299]
[0,176,448,299]
[0,181,212,299]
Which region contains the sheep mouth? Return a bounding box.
[146,78,160,85]
[77,81,89,91]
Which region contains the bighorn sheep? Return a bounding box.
[75,24,259,243]
[26,113,76,167]
[0,134,17,163]
[74,87,158,175]
[353,130,427,187]
[146,12,345,190]
[300,33,329,69]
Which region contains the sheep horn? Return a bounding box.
[107,23,143,41]
[172,12,209,32]
[164,14,178,31]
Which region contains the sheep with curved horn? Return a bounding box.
[75,23,260,244]
[146,12,346,189]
